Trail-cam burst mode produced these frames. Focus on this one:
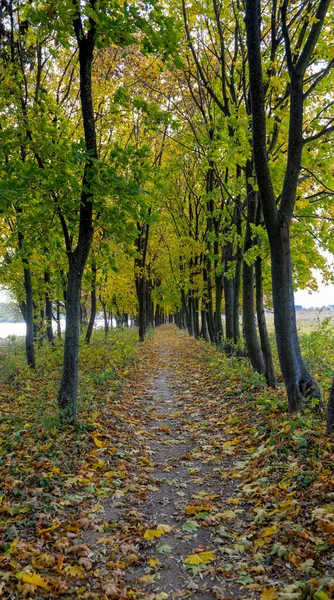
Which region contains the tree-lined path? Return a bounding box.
[86,325,247,599]
[71,326,332,600]
[1,326,334,598]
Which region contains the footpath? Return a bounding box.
[79,326,334,600]
[1,326,333,600]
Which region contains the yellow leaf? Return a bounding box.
[155,594,169,600]
[314,592,331,600]
[157,524,172,533]
[261,587,278,600]
[138,574,154,584]
[93,436,108,449]
[148,558,159,567]
[262,525,278,537]
[37,523,61,535]
[20,572,50,590]
[185,504,211,515]
[144,528,165,540]
[223,441,234,449]
[64,564,85,579]
[184,551,216,565]
[227,497,242,505]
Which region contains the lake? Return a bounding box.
[0,318,119,339]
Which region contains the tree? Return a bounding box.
[245,0,332,411]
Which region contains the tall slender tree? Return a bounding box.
[245,0,332,411]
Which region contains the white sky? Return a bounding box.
[294,282,334,308]
[1,280,334,309]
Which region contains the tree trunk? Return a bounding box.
[137,276,147,342]
[215,275,224,344]
[243,258,266,376]
[101,301,109,338]
[58,261,83,423]
[85,262,97,344]
[57,8,97,423]
[243,189,266,376]
[271,226,320,410]
[255,257,277,387]
[17,228,35,368]
[224,243,234,355]
[56,301,62,339]
[233,220,242,344]
[44,270,54,346]
[245,0,324,412]
[200,309,210,342]
[23,259,36,368]
[203,263,215,342]
[327,379,334,434]
[194,298,200,338]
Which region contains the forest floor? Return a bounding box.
[0,325,334,600]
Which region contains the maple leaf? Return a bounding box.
[19,572,50,590]
[64,564,85,579]
[261,587,278,600]
[144,524,171,539]
[184,551,216,565]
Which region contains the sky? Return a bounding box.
[294,282,334,308]
[1,279,334,309]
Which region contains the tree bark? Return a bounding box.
[137,276,147,342]
[255,256,277,387]
[56,301,62,339]
[17,228,35,368]
[233,200,242,345]
[200,309,211,342]
[243,199,266,376]
[85,262,97,344]
[245,0,325,411]
[44,270,54,346]
[327,379,334,434]
[58,4,97,423]
[224,242,234,354]
[215,274,224,343]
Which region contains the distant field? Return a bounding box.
[265,309,334,333]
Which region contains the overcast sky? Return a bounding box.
[1,280,334,309]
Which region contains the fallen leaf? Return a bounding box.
[20,572,50,590]
[261,587,278,600]
[184,551,216,565]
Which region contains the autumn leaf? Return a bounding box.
[184,551,216,565]
[182,520,200,532]
[144,524,172,539]
[93,436,108,449]
[144,528,165,540]
[185,503,211,515]
[318,520,334,533]
[138,574,154,584]
[261,525,278,537]
[64,564,85,579]
[19,572,50,590]
[148,557,159,567]
[260,587,278,600]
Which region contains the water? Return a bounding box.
[0,318,118,339]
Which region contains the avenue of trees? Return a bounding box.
[0,0,333,430]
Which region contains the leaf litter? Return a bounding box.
[0,326,333,599]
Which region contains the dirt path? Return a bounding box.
[84,326,253,600]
